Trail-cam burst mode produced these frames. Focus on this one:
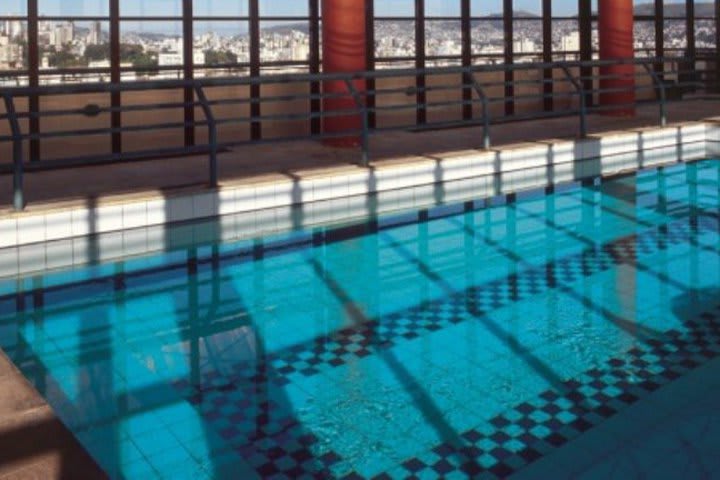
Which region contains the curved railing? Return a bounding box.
[1,57,717,211]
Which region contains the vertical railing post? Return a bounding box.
[194,85,218,187]
[3,93,24,211]
[642,61,667,127]
[561,64,587,138]
[345,77,370,167]
[469,71,491,150]
[360,103,370,167]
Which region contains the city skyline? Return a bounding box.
[1,0,713,86]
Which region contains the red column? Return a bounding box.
[322,0,366,146]
[598,0,635,116]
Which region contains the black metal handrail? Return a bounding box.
[2,94,23,211]
[1,57,717,212]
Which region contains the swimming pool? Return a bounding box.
[1,158,719,479]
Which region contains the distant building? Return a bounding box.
[0,35,23,69]
[292,42,309,61]
[88,21,102,46]
[2,18,24,39]
[88,59,110,68]
[158,51,183,66]
[51,22,74,49]
[193,49,205,65]
[561,32,580,52]
[158,50,204,66]
[513,38,537,54]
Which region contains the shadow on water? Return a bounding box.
[0,195,111,478]
[671,288,720,324]
[161,176,388,477]
[305,255,470,455]
[71,195,117,478]
[0,284,109,479]
[163,244,329,478]
[1,159,717,478]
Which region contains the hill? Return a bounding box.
[634,2,714,16]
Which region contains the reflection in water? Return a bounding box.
[601,175,639,351]
[0,160,719,478]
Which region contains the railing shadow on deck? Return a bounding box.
[1,56,718,211]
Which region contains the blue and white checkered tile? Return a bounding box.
[384,307,720,479]
[166,306,720,479]
[165,214,720,479]
[175,216,715,393]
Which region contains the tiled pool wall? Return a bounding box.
[0,120,718,278]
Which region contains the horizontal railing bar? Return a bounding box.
[1,56,717,212]
[0,58,681,98]
[0,80,671,124]
[0,92,710,144]
[213,108,363,126]
[212,108,590,151]
[0,101,206,121]
[0,121,208,142]
[0,86,706,144]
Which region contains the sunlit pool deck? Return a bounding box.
[1,100,720,479]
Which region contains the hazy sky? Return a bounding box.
[1,0,689,20]
[1,1,596,18]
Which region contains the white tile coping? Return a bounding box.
[0,121,718,256]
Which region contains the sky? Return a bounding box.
[1,1,612,18]
[0,0,690,31]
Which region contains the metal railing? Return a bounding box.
[1,56,718,211]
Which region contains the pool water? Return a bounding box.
[1,159,720,479]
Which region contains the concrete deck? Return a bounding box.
[0,351,106,479]
[2,98,720,213]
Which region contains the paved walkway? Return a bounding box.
[0,351,106,479]
[2,98,720,214]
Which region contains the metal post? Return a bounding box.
[183,0,195,147]
[345,78,370,166]
[642,62,667,127]
[249,0,262,140]
[194,86,218,187]
[309,0,321,135]
[542,0,553,112]
[561,64,587,138]
[470,73,491,150]
[28,0,40,162]
[110,0,121,155]
[655,0,664,69]
[579,0,594,107]
[3,94,24,211]
[503,0,514,116]
[360,105,370,167]
[461,0,473,120]
[415,0,427,125]
[365,0,377,129]
[715,0,720,94]
[686,0,696,61]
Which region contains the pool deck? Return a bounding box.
[1,99,720,479]
[0,350,106,479]
[2,97,720,212]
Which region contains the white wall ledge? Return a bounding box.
[0,121,719,277]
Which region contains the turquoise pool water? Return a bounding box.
[1,159,720,479]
